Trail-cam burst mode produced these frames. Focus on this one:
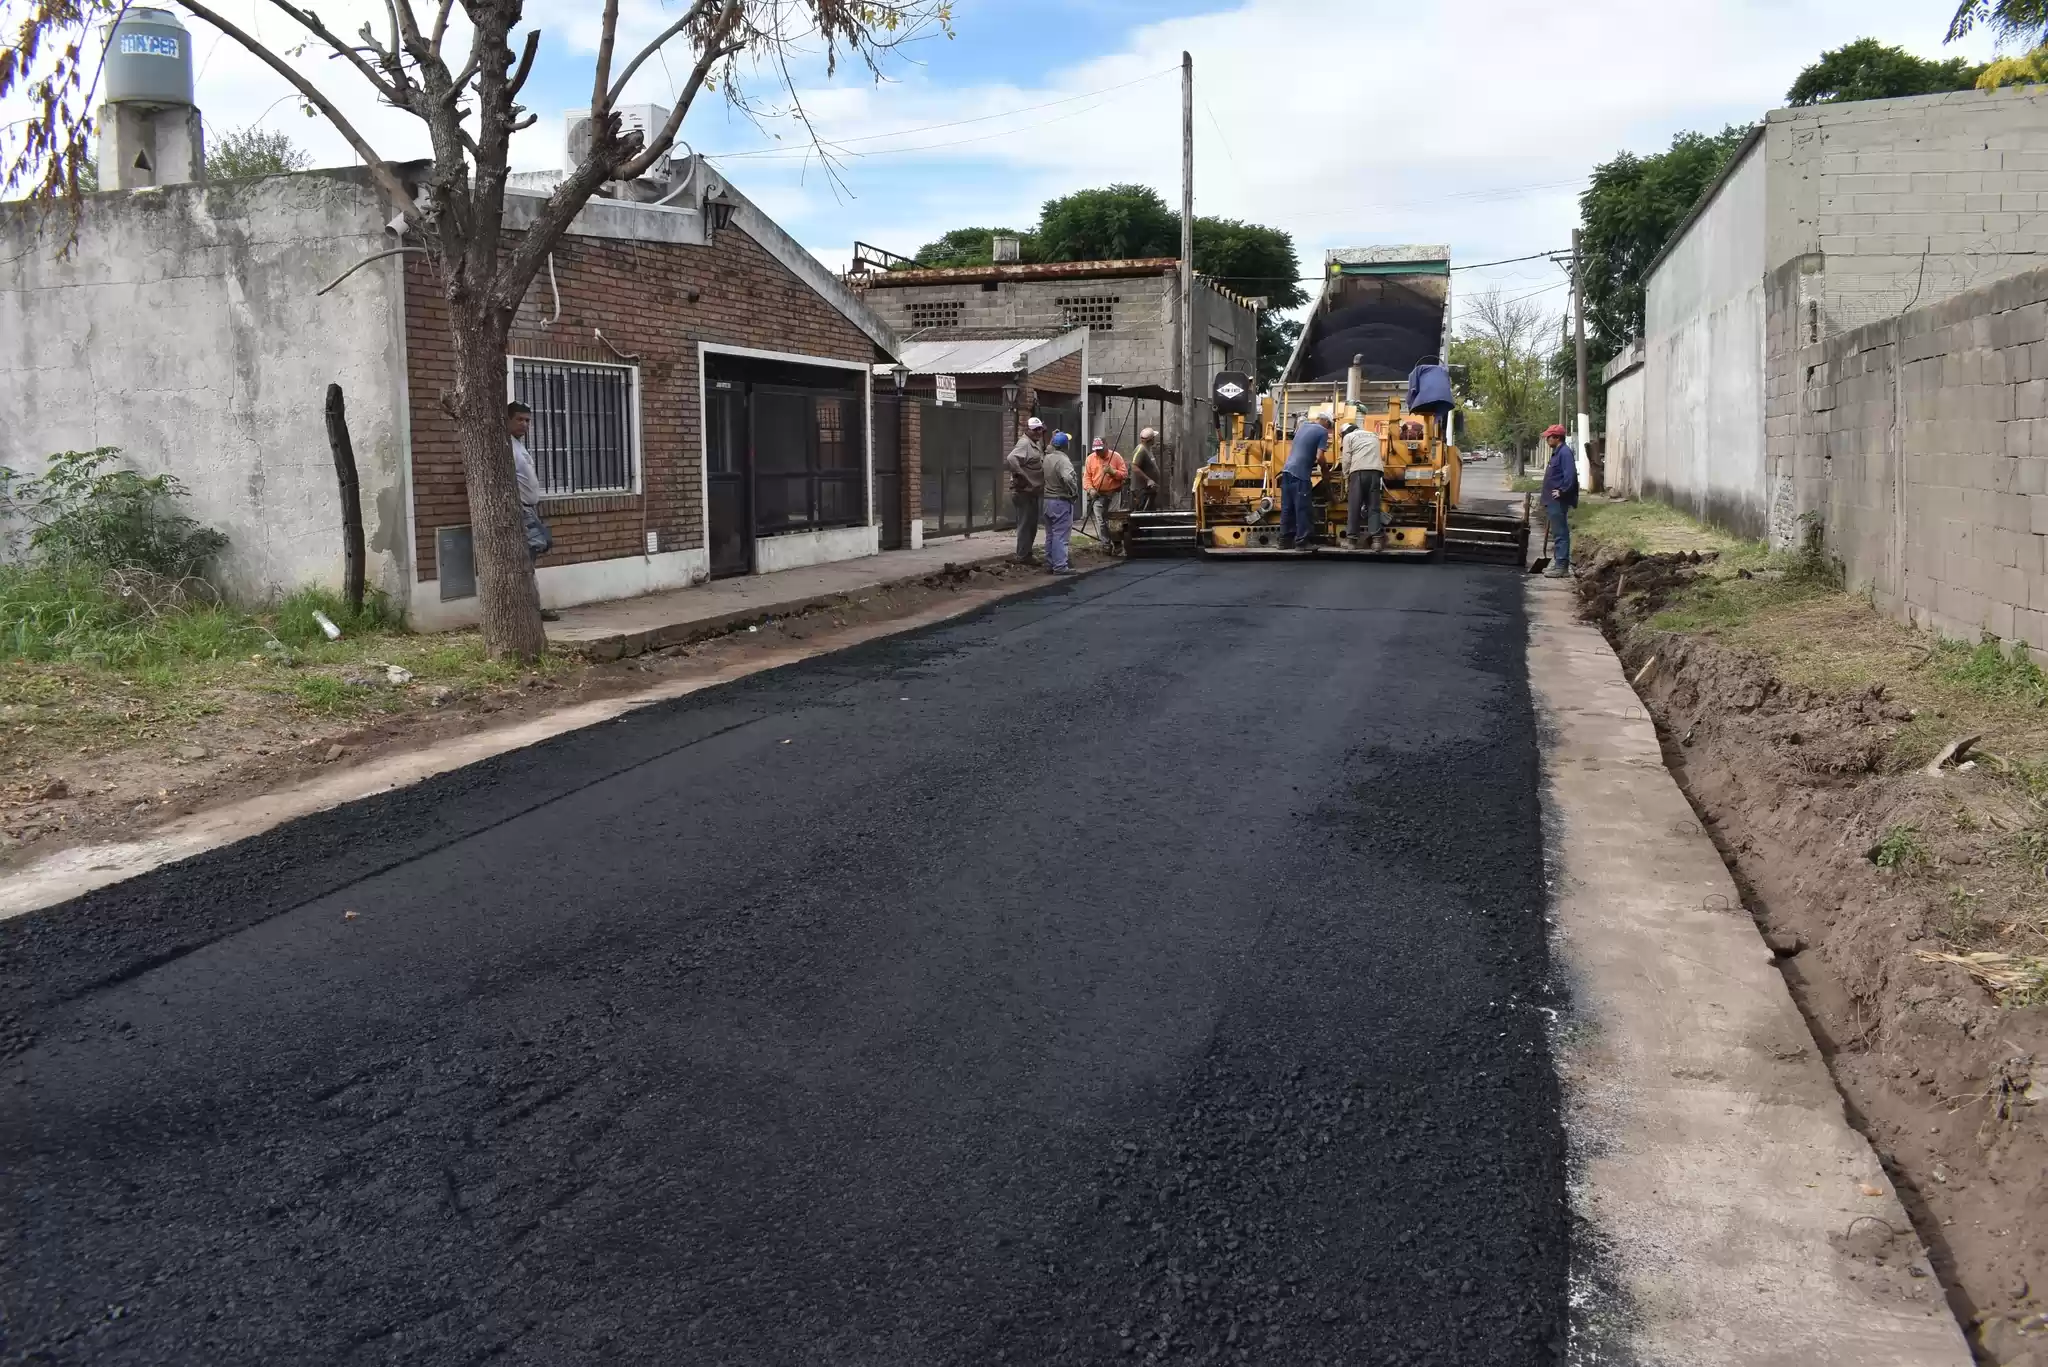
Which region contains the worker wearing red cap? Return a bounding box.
[1540,424,1579,577]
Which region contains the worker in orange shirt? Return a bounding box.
[1081,436,1128,545]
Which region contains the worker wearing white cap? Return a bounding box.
[1003,416,1049,564]
[1129,427,1162,513]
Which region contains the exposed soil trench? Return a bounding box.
[1576,550,2048,1366]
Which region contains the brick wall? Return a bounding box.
[405,226,876,580]
[1029,352,1082,397]
[1773,257,2048,663]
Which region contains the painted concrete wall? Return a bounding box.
[1768,257,2048,664]
[753,524,880,575]
[1601,342,1648,499]
[0,171,410,605]
[1644,140,1770,535]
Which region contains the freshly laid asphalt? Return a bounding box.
[2,559,1566,1366]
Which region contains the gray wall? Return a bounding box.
[1768,87,2048,338]
[1770,256,2048,663]
[1644,138,1770,534]
[1602,343,1647,498]
[0,171,410,605]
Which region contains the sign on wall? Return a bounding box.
[934,375,957,406]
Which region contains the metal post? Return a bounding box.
[1180,50,1196,511]
[1573,228,1594,492]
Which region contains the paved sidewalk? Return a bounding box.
[546,533,1027,660]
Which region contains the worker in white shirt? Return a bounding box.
[1340,420,1386,550]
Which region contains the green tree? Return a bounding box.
[1450,289,1554,473]
[1948,0,2048,44]
[1577,125,1751,354]
[1035,183,1179,261]
[1786,38,1983,104]
[204,126,311,180]
[1190,216,1307,388]
[911,226,1037,268]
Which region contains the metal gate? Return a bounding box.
[920,401,1009,537]
[873,395,905,550]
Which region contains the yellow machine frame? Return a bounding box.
[1193,384,1464,557]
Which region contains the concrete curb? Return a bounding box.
[1525,581,1972,1366]
[552,545,1026,662]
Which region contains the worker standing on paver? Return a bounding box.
[508,401,559,622]
[1129,428,1162,513]
[1042,431,1081,575]
[1282,411,1333,549]
[1081,437,1127,544]
[1339,420,1386,550]
[1540,423,1579,578]
[1004,416,1049,565]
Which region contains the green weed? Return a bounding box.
[1928,636,2048,708]
[1872,824,1932,871]
[291,675,358,713]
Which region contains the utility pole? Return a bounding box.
[1558,313,1569,428]
[1572,227,1594,493]
[1180,50,1196,509]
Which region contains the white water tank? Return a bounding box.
[104,8,194,108]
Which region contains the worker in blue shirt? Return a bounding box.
[1540,423,1580,577]
[1281,412,1333,549]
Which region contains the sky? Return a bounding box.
[19,0,2018,330]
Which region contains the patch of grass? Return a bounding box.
[1928,637,2048,709]
[290,675,358,713]
[1571,498,1768,566]
[1873,824,1933,871]
[270,586,400,648]
[0,565,259,666]
[1509,472,1543,494]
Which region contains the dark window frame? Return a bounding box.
[508,356,640,497]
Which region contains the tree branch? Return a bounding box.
[178,0,419,218]
[590,0,622,116]
[429,0,458,52]
[614,1,745,181]
[506,28,540,100]
[255,0,408,108]
[604,0,715,109]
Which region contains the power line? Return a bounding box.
[703,66,1178,160]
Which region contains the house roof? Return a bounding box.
[500,157,901,358]
[856,257,1180,287]
[890,337,1051,374]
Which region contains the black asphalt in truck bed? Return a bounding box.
[1,561,1566,1366]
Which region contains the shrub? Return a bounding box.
[0,447,228,579]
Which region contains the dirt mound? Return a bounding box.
[1578,550,2048,1365]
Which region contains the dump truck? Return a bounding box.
[1126,246,1529,564]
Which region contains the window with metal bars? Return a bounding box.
[509,357,639,496]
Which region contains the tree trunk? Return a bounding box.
[324,383,366,614]
[450,308,547,661]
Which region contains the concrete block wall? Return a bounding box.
[1772,256,2048,663]
[1601,343,1647,498]
[1769,87,2048,338]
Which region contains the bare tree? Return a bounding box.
[3,0,943,659]
[1452,287,1555,477]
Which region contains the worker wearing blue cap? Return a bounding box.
[1041,430,1081,574]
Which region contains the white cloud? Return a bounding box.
[687,0,2010,326]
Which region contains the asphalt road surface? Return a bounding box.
[2,560,1567,1366]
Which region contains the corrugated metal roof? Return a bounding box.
[888,337,1051,374]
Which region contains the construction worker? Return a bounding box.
[1081,437,1127,543]
[1003,416,1048,564]
[1042,432,1081,574]
[1281,411,1333,549]
[1540,423,1580,577]
[1129,428,1162,513]
[1339,420,1385,550]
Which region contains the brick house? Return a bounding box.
[853,256,1258,502]
[1,157,908,627]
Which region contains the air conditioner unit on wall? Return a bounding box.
[564,104,673,172]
